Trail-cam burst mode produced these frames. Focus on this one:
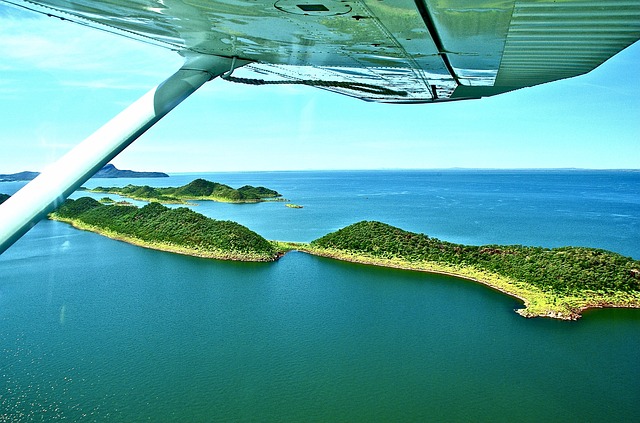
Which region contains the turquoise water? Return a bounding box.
[1,170,639,421]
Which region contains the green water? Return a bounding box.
[2,221,639,421]
[2,170,640,421]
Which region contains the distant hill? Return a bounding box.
[0,193,9,204]
[0,171,39,182]
[0,164,168,181]
[93,164,169,178]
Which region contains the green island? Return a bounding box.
[43,198,640,320]
[88,178,282,204]
[50,197,280,262]
[296,221,640,320]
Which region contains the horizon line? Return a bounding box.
[165,167,640,174]
[3,166,640,177]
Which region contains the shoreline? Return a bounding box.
[86,190,276,205]
[51,215,279,262]
[286,244,640,320]
[46,218,640,320]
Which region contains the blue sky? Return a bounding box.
[1,3,639,173]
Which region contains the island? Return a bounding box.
[0,164,168,182]
[38,200,640,320]
[50,197,280,261]
[0,193,9,204]
[296,221,640,320]
[89,178,282,204]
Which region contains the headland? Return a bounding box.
[50,197,280,262]
[297,221,640,320]
[36,196,640,320]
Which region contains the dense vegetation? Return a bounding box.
[21,192,640,318]
[52,197,279,261]
[90,178,281,203]
[311,221,640,295]
[0,193,9,204]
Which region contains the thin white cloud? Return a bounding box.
[0,79,18,93]
[60,79,160,91]
[0,6,180,80]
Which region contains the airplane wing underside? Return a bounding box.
[1,0,639,254]
[6,0,640,103]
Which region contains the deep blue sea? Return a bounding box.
[1,170,639,421]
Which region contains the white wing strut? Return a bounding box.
[0,54,243,254]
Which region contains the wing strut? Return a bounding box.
[0,54,244,254]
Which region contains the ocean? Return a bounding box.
[1,169,639,421]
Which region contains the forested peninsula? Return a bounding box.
[301,221,640,320]
[25,192,640,320]
[88,178,281,204]
[50,197,280,261]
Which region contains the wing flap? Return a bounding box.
[495,0,640,87]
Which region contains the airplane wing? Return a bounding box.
[1,0,639,254]
[5,0,640,103]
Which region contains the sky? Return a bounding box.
[0,3,639,173]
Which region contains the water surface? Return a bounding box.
[1,170,639,421]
